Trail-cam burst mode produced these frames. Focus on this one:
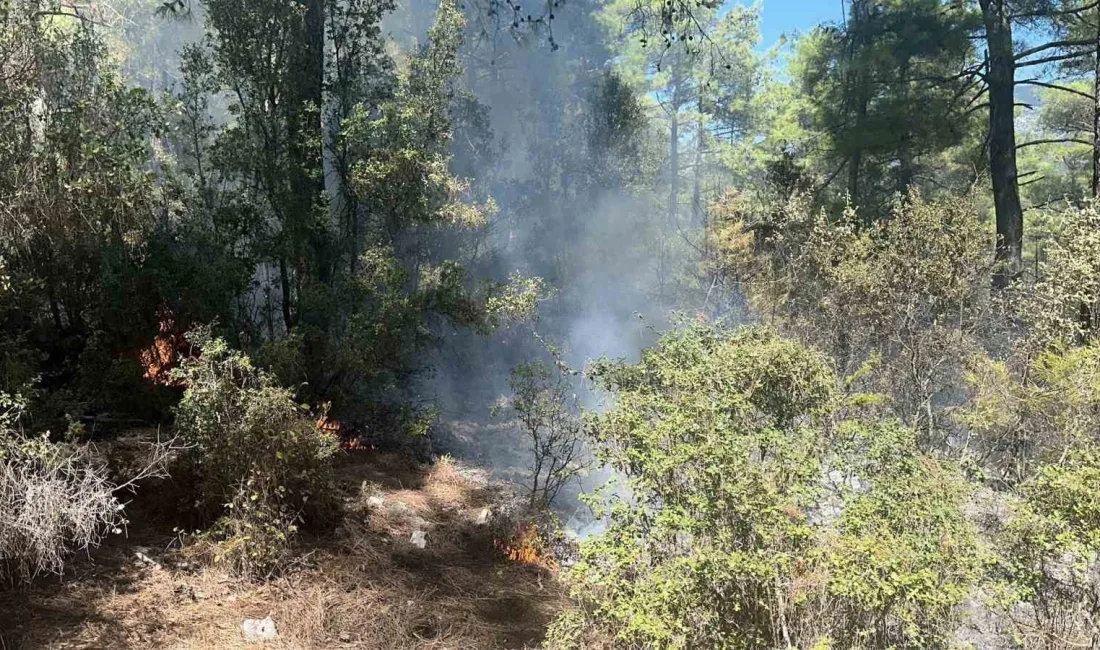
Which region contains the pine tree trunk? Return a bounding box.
[897,57,914,194]
[1092,14,1100,199]
[693,100,704,227]
[287,0,326,289]
[668,95,680,228]
[981,0,1024,289]
[279,256,293,332]
[846,0,869,214]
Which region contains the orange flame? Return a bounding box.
[140,306,188,386]
[495,523,558,572]
[317,416,374,451]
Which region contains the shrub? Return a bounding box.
[1023,201,1100,347]
[548,323,982,650]
[172,327,338,578]
[709,189,996,449]
[494,361,589,509]
[0,394,124,583]
[991,451,1100,647]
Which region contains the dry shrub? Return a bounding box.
[0,429,122,583]
[0,393,177,585]
[0,447,567,649]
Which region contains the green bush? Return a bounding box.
[548,324,982,650]
[709,190,995,448]
[991,451,1100,647]
[172,327,338,578]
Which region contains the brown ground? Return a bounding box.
[0,451,566,649]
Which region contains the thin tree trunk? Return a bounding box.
[693,101,704,227]
[287,0,326,285]
[660,69,682,303]
[897,56,914,194]
[1083,12,1100,336]
[668,93,680,228]
[981,0,1024,288]
[279,256,294,332]
[1092,13,1100,198]
[846,0,869,213]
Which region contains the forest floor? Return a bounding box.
[0,445,566,650]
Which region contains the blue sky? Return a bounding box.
[757,0,843,48]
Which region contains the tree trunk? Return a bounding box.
[668,93,680,228]
[981,0,1024,289]
[279,256,294,333]
[897,56,914,194]
[659,69,682,303]
[286,0,327,289]
[1092,13,1100,198]
[693,100,704,227]
[846,0,869,213]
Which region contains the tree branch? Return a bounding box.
[1017,49,1094,69]
[1010,0,1100,19]
[965,102,1034,116]
[1018,79,1096,101]
[1015,39,1095,61]
[1016,138,1092,150]
[32,9,107,26]
[912,63,987,85]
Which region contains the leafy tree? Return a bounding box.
[168,0,540,436]
[0,4,168,423]
[597,0,764,303]
[1016,83,1093,211]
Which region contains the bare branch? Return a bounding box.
[1018,79,1096,101]
[1017,49,1095,69]
[1016,138,1092,150]
[1015,39,1096,61]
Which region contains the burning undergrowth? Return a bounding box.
[1,446,569,649]
[495,521,562,572]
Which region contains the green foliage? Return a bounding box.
[823,421,982,647]
[712,190,995,445]
[1017,85,1092,210]
[172,327,337,577]
[0,5,166,422]
[959,341,1100,482]
[793,1,981,214]
[991,451,1100,646]
[1024,201,1100,346]
[550,324,981,649]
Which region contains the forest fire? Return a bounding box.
[495,523,558,572]
[317,416,373,451]
[139,307,188,386]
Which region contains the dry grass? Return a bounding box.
[0,450,567,649]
